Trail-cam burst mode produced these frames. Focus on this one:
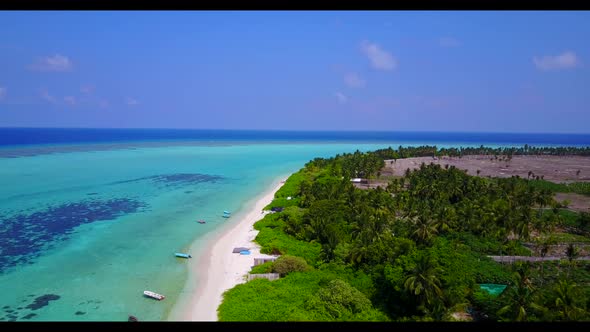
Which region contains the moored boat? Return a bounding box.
[174,252,192,258]
[197,219,206,224]
[143,290,165,301]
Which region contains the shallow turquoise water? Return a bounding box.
[3,141,459,321]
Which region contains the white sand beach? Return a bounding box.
[168,176,287,321]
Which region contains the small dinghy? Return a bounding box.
[222,210,231,218]
[143,290,165,301]
[175,252,192,259]
[197,220,206,224]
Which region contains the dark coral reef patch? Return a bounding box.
[110,173,224,188]
[0,198,147,273]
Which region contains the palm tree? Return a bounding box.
[497,263,542,321]
[537,236,555,285]
[433,206,456,234]
[566,243,579,262]
[404,254,444,313]
[565,243,579,277]
[410,214,439,245]
[552,279,586,321]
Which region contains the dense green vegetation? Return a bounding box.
[218,146,590,321]
[219,267,389,321]
[371,144,590,159]
[529,180,590,196]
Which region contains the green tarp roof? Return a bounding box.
[478,283,507,297]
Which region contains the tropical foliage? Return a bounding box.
[218,146,590,321]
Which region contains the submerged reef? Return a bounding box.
[110,173,224,188]
[0,198,147,273]
[25,294,61,310]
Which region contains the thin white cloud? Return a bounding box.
[344,72,366,88]
[80,85,95,94]
[335,92,348,104]
[125,97,139,106]
[439,37,461,48]
[533,51,580,71]
[99,99,110,109]
[0,87,6,100]
[360,40,397,71]
[64,96,77,106]
[29,54,73,72]
[40,89,57,104]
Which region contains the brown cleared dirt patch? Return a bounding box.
[383,155,590,183]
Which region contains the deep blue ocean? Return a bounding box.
[2,128,590,148]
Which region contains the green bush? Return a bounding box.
[253,212,285,231]
[530,180,590,196]
[503,240,532,256]
[218,270,388,321]
[304,279,374,320]
[541,209,579,227]
[566,182,590,196]
[272,255,311,276]
[254,220,322,265]
[447,232,504,255]
[266,197,300,210]
[218,275,319,321]
[272,170,310,199]
[315,262,378,300]
[250,261,274,274]
[578,212,590,231]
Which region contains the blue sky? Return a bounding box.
[0,11,589,133]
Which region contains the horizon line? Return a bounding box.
[1,126,590,136]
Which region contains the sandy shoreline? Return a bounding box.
[167,176,288,321]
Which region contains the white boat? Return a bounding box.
[143,290,165,301]
[174,252,192,259]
